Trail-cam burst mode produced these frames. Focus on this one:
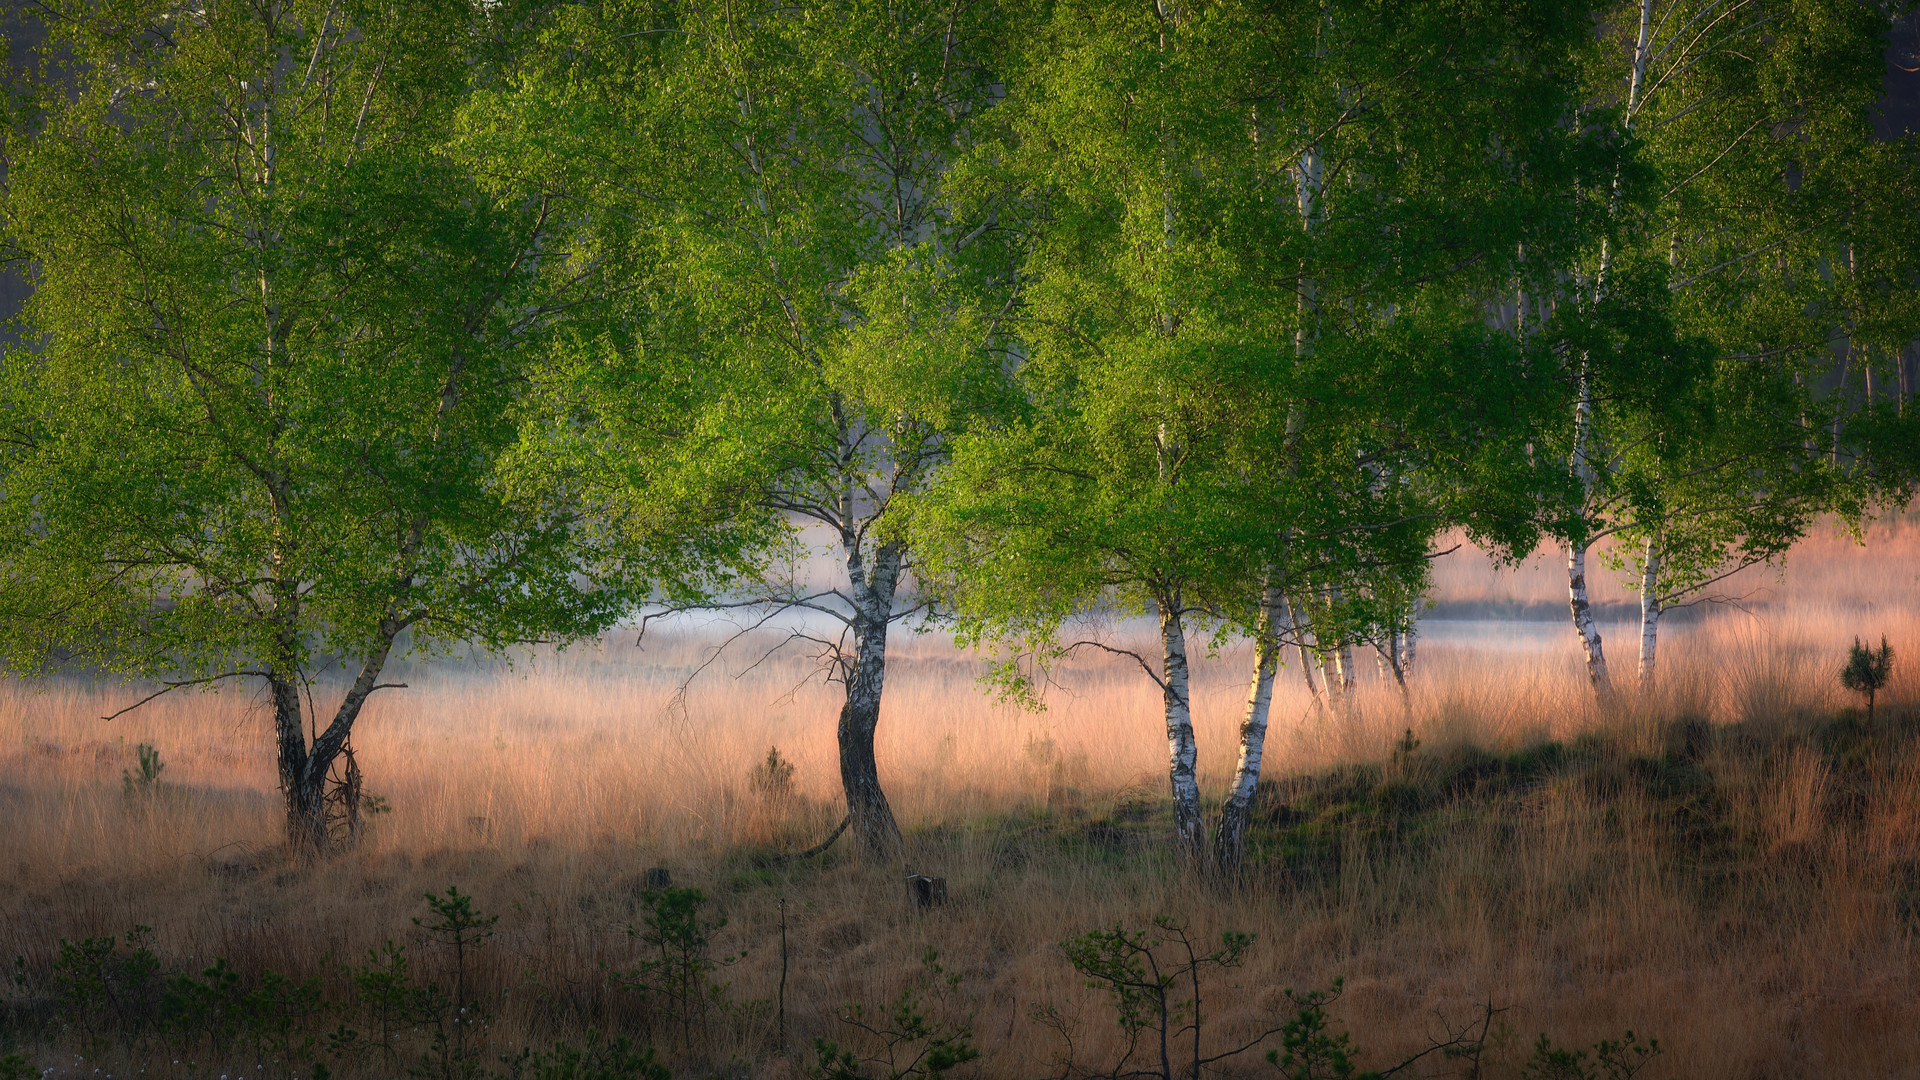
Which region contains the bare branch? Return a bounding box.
[103,671,266,722]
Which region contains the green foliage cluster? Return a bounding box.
[749,747,798,802]
[1841,636,1897,722]
[120,745,165,802]
[1049,918,1256,1080]
[44,927,325,1061]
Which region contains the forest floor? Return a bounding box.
[1,518,1918,1080]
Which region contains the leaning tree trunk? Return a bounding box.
[1157,592,1206,865]
[838,539,905,862]
[1286,591,1324,710]
[1567,539,1613,696]
[1213,583,1282,874]
[1637,535,1662,691]
[837,627,902,862]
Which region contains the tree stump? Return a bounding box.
[906,874,946,910]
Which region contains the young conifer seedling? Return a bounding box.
[1841,637,1895,725]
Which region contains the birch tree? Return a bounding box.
[474,0,1018,860]
[1543,0,1920,696]
[0,0,692,855]
[911,0,1598,871]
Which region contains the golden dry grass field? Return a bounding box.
[2,517,1918,1079]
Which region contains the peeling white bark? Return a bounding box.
[1562,0,1653,705]
[1157,594,1205,863]
[1567,539,1612,695]
[1638,535,1662,691]
[1213,584,1282,871]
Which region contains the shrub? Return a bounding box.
[1840,636,1895,723]
[749,746,797,801]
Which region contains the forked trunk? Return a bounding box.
[1212,584,1282,874]
[273,672,329,854]
[1157,593,1205,864]
[1566,540,1612,696]
[1638,535,1662,691]
[274,630,400,858]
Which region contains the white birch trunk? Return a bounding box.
[1638,535,1662,691]
[837,524,905,861]
[1212,583,1282,872]
[1400,619,1417,678]
[1157,593,1205,864]
[1325,583,1355,701]
[1560,0,1651,704]
[1567,539,1612,694]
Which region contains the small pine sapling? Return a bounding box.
[1266,979,1500,1080]
[750,746,797,802]
[122,744,165,802]
[1840,636,1895,724]
[1520,1031,1661,1080]
[414,887,499,1080]
[616,887,734,1055]
[810,949,977,1080]
[1052,918,1262,1080]
[496,1031,670,1080]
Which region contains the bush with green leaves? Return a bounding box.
[1041,918,1265,1080]
[410,887,500,1080]
[750,746,797,802]
[332,941,447,1067]
[160,960,325,1060]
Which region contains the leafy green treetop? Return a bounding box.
[0,0,728,854]
[911,0,1605,868]
[471,0,1021,859]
